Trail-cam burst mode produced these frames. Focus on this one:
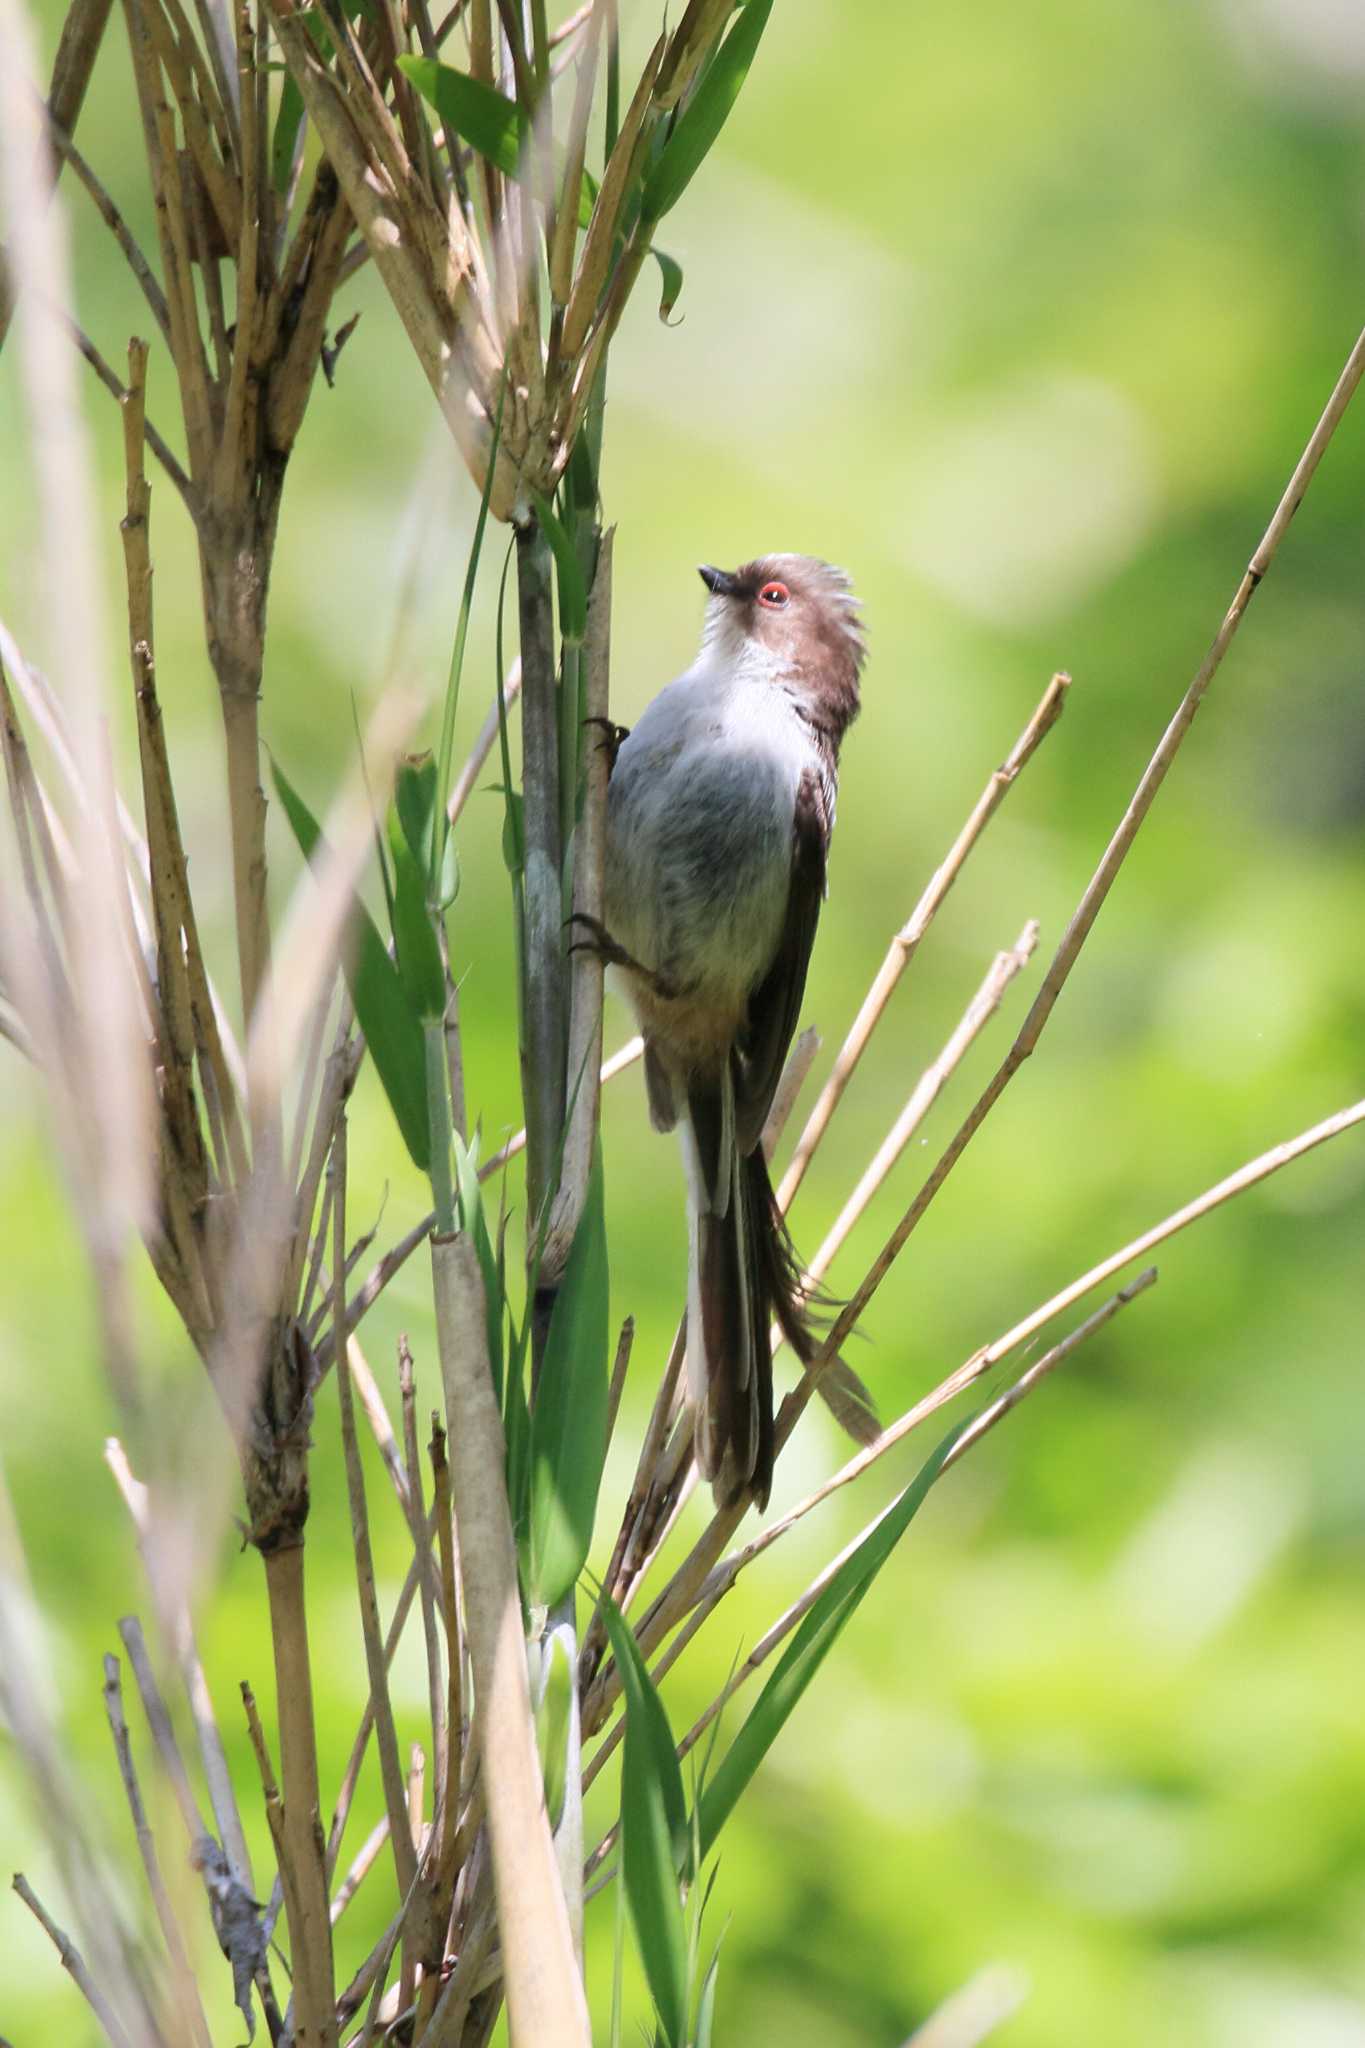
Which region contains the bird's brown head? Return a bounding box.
[697,553,865,739]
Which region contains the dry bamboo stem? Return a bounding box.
[430,1228,590,2048]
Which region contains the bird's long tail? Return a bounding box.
[682,1063,818,1510]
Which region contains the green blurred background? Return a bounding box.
[3,0,1365,2041]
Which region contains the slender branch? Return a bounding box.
[41,104,172,340]
[330,1814,390,1926]
[11,1875,135,2048]
[586,1090,1365,1737]
[399,1337,447,1825]
[800,923,1037,1294]
[789,319,1365,1406]
[0,0,115,349]
[104,1441,254,1891]
[779,671,1069,1212]
[61,308,194,507]
[330,1121,420,1921]
[902,1965,1029,2048]
[586,1270,1162,1806]
[102,1653,214,2048]
[447,659,523,825]
[314,1035,643,1367]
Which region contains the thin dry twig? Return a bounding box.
[903,1964,1030,2048]
[101,1653,213,2048]
[797,318,1365,1405]
[315,1035,644,1368]
[330,1119,420,1924]
[779,673,1069,1211]
[584,1271,1161,1807]
[11,1875,136,2048]
[800,923,1038,1293]
[588,1084,1365,1738]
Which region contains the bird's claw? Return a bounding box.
[583,716,631,771]
[565,914,677,996]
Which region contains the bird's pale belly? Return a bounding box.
[604,737,792,1020]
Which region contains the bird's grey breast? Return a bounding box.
[605,670,809,997]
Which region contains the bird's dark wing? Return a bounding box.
[734,765,830,1154]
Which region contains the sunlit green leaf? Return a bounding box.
[534,1632,574,1830]
[651,246,684,323]
[527,1151,609,1608]
[271,759,429,1171]
[640,0,774,222]
[695,1416,970,1865]
[399,57,597,226]
[530,490,589,645]
[694,1940,723,2048]
[604,1596,689,2048]
[386,801,445,1022]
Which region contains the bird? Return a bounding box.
[587,553,867,1510]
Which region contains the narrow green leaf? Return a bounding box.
[603,1597,689,2048]
[504,1316,533,1556]
[530,490,589,645]
[527,1151,609,1608]
[695,1417,971,1865]
[498,787,525,877]
[395,753,440,875]
[534,1632,574,1830]
[640,0,774,223]
[651,246,684,323]
[399,57,596,226]
[271,759,429,1171]
[694,1941,723,2048]
[386,803,446,1021]
[431,375,503,902]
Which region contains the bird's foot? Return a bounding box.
[583,715,631,772]
[565,914,677,997]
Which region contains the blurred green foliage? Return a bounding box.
[3,0,1365,2043]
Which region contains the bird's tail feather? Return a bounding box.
[683,1065,817,1510]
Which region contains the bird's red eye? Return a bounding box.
[758,581,790,609]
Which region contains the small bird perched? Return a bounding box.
[594,554,866,1509]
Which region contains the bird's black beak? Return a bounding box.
[698,564,741,598]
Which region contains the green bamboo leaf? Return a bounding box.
[527,1151,609,1608]
[534,1632,574,1830]
[694,1941,723,2048]
[695,1417,971,1865]
[271,759,430,1171]
[399,57,596,226]
[651,246,684,323]
[504,1314,533,1553]
[640,0,773,223]
[530,490,589,645]
[603,1596,689,2048]
[395,753,439,876]
[386,800,446,1021]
